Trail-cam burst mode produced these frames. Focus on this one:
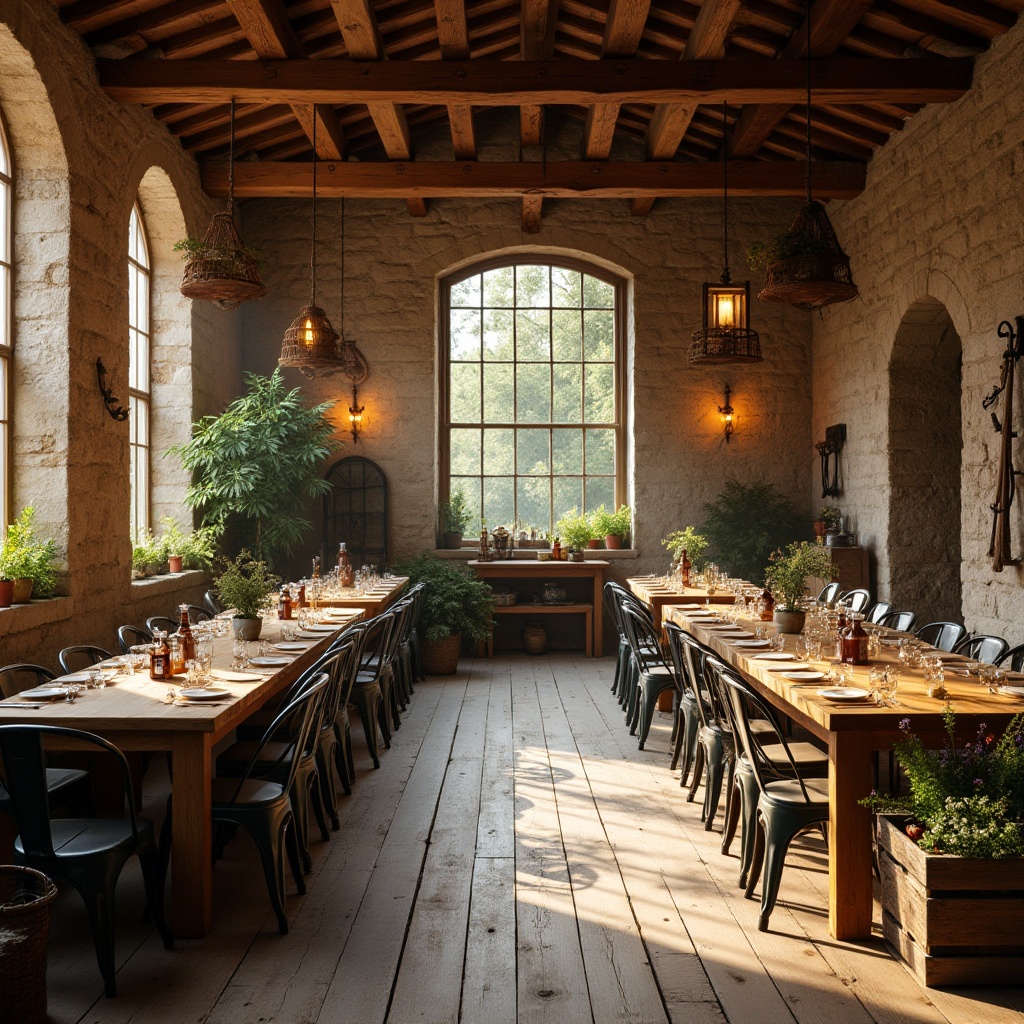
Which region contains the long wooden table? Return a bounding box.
[665,606,1024,941]
[308,575,408,615]
[0,608,364,938]
[627,577,739,630]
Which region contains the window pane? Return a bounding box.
[583,274,614,308]
[584,363,615,423]
[450,309,481,360]
[516,309,550,361]
[483,476,514,528]
[552,428,583,474]
[553,477,583,520]
[483,428,514,474]
[450,428,481,475]
[483,363,514,423]
[483,266,513,307]
[584,309,614,361]
[551,267,582,307]
[586,428,615,475]
[552,363,582,423]
[516,265,549,308]
[0,267,8,349]
[585,476,614,514]
[517,429,549,475]
[483,308,513,360]
[517,476,551,532]
[516,364,551,423]
[552,309,582,361]
[450,362,481,423]
[451,273,481,308]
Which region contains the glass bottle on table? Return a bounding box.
[835,607,847,662]
[176,603,196,664]
[337,542,355,588]
[168,634,185,677]
[278,586,292,620]
[758,586,774,622]
[680,549,692,587]
[150,630,170,681]
[841,611,868,666]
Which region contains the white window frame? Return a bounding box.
[128,202,151,543]
[0,111,12,531]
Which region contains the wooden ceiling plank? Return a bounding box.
[61,0,163,34]
[914,0,1017,37]
[202,157,867,199]
[866,1,988,53]
[520,104,544,146]
[434,0,476,159]
[99,56,975,106]
[522,195,543,233]
[84,0,223,47]
[728,0,873,159]
[292,103,347,159]
[520,0,560,148]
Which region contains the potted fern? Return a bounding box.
[555,508,593,560]
[439,488,473,549]
[0,506,60,604]
[662,527,709,573]
[591,504,632,549]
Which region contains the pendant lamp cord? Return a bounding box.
[310,118,318,307]
[805,1,812,203]
[340,196,346,341]
[227,97,235,216]
[722,101,730,283]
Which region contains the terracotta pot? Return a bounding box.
[443,531,463,550]
[773,608,806,634]
[604,534,623,550]
[0,579,13,607]
[421,633,462,675]
[232,617,262,640]
[11,579,33,603]
[167,555,183,573]
[812,520,827,540]
[587,538,603,549]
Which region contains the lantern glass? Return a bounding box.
[704,282,749,331]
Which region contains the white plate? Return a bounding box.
[752,652,796,661]
[766,662,811,672]
[782,670,826,682]
[178,688,232,701]
[733,639,771,648]
[679,604,704,610]
[998,685,1024,697]
[248,656,291,667]
[18,687,68,701]
[274,642,313,651]
[54,673,91,684]
[210,670,262,683]
[710,630,751,638]
[816,686,872,702]
[302,624,338,633]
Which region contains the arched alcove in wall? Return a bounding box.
[0,21,70,538]
[887,297,962,624]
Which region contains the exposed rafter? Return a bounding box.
[434,0,476,159]
[519,0,560,146]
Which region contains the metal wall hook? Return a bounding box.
[96,358,129,421]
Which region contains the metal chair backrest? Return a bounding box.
[0,664,55,698]
[0,725,142,857]
[676,630,725,732]
[186,605,212,623]
[817,582,840,606]
[58,645,112,674]
[355,612,397,681]
[865,601,892,625]
[603,581,626,636]
[664,622,703,706]
[146,616,179,636]
[878,610,916,632]
[203,589,224,616]
[619,603,669,677]
[915,621,967,652]
[118,624,152,654]
[999,643,1024,672]
[953,634,1009,665]
[226,673,330,804]
[839,589,870,613]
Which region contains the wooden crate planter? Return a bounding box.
[876,814,1024,986]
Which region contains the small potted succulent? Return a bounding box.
[555,508,593,561]
[213,549,279,639]
[0,506,60,604]
[439,488,473,549]
[591,504,632,549]
[763,540,835,633]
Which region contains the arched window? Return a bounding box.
[440,257,626,535]
[0,111,11,529]
[128,203,151,541]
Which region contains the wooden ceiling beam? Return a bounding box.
[914,0,1016,37]
[522,195,543,233]
[201,158,866,199]
[520,0,560,148]
[582,0,652,160]
[728,0,873,159]
[435,0,476,159]
[98,56,974,106]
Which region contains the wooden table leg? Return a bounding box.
[592,572,603,657]
[828,730,874,940]
[169,733,213,938]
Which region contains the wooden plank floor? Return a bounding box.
[42,655,1024,1024]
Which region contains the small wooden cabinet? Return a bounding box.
[468,560,607,657]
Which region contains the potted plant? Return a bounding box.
[439,488,473,549]
[814,505,841,542]
[213,549,279,639]
[0,506,60,604]
[132,530,166,578]
[763,541,835,633]
[555,508,593,561]
[863,709,1024,986]
[698,480,807,584]
[157,517,218,573]
[390,554,493,675]
[662,526,709,572]
[175,214,266,310]
[591,504,632,549]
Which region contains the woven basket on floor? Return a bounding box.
[523,624,547,655]
[421,633,462,675]
[0,865,58,1024]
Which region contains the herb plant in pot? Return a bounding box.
[439,488,473,549]
[662,527,709,573]
[391,554,493,675]
[0,506,60,603]
[555,508,593,561]
[591,504,632,550]
[763,541,835,633]
[214,549,279,640]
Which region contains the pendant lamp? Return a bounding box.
[179,98,266,310]
[689,104,762,364]
[279,120,340,377]
[756,6,858,311]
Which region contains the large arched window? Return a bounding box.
[128,203,151,541]
[0,111,10,529]
[440,257,626,535]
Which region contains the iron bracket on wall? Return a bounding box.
[96,358,129,421]
[815,423,845,498]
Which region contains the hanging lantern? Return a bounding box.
[690,103,762,365]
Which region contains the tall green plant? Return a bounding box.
[0,506,60,595]
[698,480,807,585]
[391,554,493,642]
[169,370,338,566]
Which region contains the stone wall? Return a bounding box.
[0,0,239,668]
[810,16,1024,642]
[240,111,815,584]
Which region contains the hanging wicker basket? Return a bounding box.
[756,201,858,312]
[279,304,341,376]
[179,211,267,309]
[0,866,58,1024]
[689,327,762,364]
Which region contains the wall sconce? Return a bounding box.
[718,384,734,443]
[96,358,129,421]
[348,383,364,443]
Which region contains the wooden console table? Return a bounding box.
[468,560,607,657]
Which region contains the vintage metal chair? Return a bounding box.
[953,633,1009,665]
[915,621,967,652]
[0,663,55,698]
[838,588,870,613]
[998,643,1024,672]
[877,610,916,632]
[145,616,179,636]
[619,603,678,751]
[58,645,112,674]
[663,621,704,784]
[816,582,840,606]
[864,601,892,625]
[117,624,152,654]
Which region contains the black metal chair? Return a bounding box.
[186,604,212,623]
[878,610,916,632]
[203,589,224,617]
[953,634,1009,665]
[838,588,870,613]
[865,601,892,625]
[146,616,178,636]
[816,582,840,606]
[619,603,678,751]
[0,725,171,996]
[58,645,112,674]
[349,612,396,767]
[664,621,703,783]
[117,624,152,654]
[998,643,1024,672]
[161,674,329,935]
[0,663,55,698]
[915,621,967,652]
